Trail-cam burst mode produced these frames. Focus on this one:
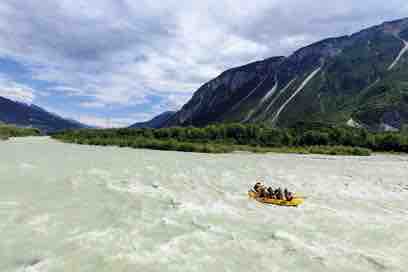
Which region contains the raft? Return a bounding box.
[248,191,304,207]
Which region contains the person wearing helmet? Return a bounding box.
[267,187,275,199]
[284,188,289,200]
[253,182,262,193]
[286,190,294,201]
[276,187,283,200]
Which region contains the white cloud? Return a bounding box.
[78,115,136,128]
[51,86,86,97]
[0,75,36,104]
[279,34,315,50]
[79,101,106,109]
[152,93,191,113]
[0,0,407,116]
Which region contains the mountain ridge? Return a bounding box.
[160,17,408,131]
[0,96,86,132]
[129,111,176,129]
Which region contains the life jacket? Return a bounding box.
[287,192,293,201]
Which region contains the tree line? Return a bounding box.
[50,122,408,155]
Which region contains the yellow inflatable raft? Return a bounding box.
[248,191,304,207]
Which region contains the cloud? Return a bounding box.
[51,86,87,97]
[79,101,106,109]
[78,115,138,128]
[152,93,191,113]
[0,0,407,125]
[0,74,36,104]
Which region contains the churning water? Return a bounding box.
[1,137,407,272]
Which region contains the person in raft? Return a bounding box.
[284,188,294,201]
[275,187,283,200]
[253,182,293,201]
[253,181,267,197]
[267,187,275,199]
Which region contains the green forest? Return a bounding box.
[50,122,408,155]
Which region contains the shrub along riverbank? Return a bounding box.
[52,133,372,156]
[0,124,40,140]
[49,122,408,155]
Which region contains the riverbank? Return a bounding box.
[54,135,371,156]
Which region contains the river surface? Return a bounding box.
[1,137,407,272]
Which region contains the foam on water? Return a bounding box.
[0,137,407,272]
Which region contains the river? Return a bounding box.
[1,137,407,272]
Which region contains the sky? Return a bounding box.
[0,1,407,127]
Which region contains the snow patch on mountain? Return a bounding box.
[388,39,408,70]
[347,118,363,128]
[261,81,278,103]
[243,80,279,122]
[272,67,321,124]
[380,123,399,132]
[230,76,268,113]
[242,110,255,123]
[264,79,296,114]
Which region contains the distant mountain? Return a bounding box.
[0,96,85,132]
[163,18,408,131]
[129,111,176,128]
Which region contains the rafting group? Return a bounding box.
[248,180,304,206]
[252,181,294,201]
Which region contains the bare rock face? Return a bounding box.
[166,57,285,126]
